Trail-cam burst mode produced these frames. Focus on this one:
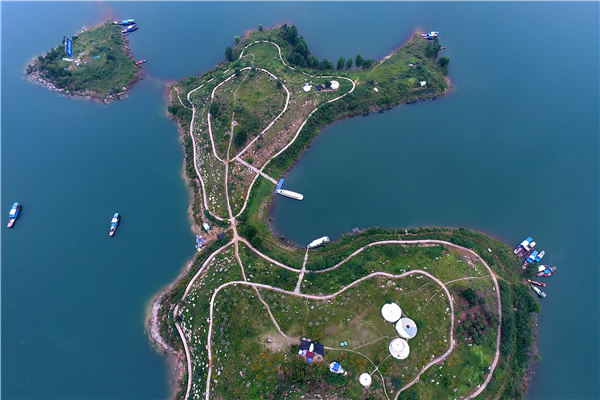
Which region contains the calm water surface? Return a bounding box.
[2,2,598,399]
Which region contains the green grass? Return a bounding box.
[29,20,137,97]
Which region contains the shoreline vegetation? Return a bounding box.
[26,20,141,104]
[151,24,539,399]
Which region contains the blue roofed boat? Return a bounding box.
[514,236,532,255]
[522,250,538,270]
[7,202,20,228]
[121,24,138,34]
[114,19,135,26]
[109,213,120,236]
[420,31,439,40]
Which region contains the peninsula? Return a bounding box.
[153,25,538,400]
[27,19,141,103]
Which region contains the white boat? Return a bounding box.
[276,189,303,201]
[307,236,330,249]
[531,284,546,298]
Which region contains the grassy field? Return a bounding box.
[28,20,137,98]
[175,241,502,400]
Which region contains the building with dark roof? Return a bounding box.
[298,338,324,362]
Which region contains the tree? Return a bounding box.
[306,56,319,69]
[225,46,234,62]
[209,102,220,116]
[319,58,333,70]
[337,56,345,71]
[234,35,240,44]
[391,376,404,389]
[276,80,283,89]
[345,57,353,69]
[234,128,247,148]
[462,288,478,305]
[439,56,450,68]
[355,54,363,67]
[361,58,373,69]
[258,24,263,31]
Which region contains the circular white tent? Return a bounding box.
[381,303,402,323]
[302,83,311,92]
[330,80,340,90]
[359,373,372,387]
[389,338,410,360]
[396,317,418,339]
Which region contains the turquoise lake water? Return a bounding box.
[2,2,598,399]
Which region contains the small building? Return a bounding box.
[389,337,410,360]
[298,338,324,363]
[315,84,324,91]
[419,81,427,87]
[217,232,226,240]
[329,80,340,90]
[302,83,311,92]
[203,222,210,231]
[381,303,402,323]
[329,361,347,375]
[396,317,418,339]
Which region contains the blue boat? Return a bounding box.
[522,250,539,270]
[420,31,439,40]
[121,24,138,34]
[114,19,135,26]
[109,213,120,236]
[7,202,20,228]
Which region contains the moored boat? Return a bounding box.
[534,250,545,263]
[122,24,138,34]
[517,240,536,257]
[537,265,557,277]
[135,59,147,65]
[420,31,439,40]
[521,250,538,270]
[531,284,546,298]
[520,241,536,258]
[7,202,20,228]
[514,237,532,254]
[527,279,546,287]
[307,236,330,249]
[114,19,135,26]
[276,189,304,201]
[109,213,120,236]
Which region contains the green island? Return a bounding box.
[26,20,139,103]
[151,25,539,400]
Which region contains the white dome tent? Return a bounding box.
[359,373,372,387]
[388,338,410,360]
[381,303,402,323]
[396,317,418,339]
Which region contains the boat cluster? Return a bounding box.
[114,18,139,34]
[514,237,558,299]
[420,31,439,40]
[114,18,147,67]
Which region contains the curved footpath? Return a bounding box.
[165,39,500,400]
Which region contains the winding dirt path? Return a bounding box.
[173,38,502,400]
